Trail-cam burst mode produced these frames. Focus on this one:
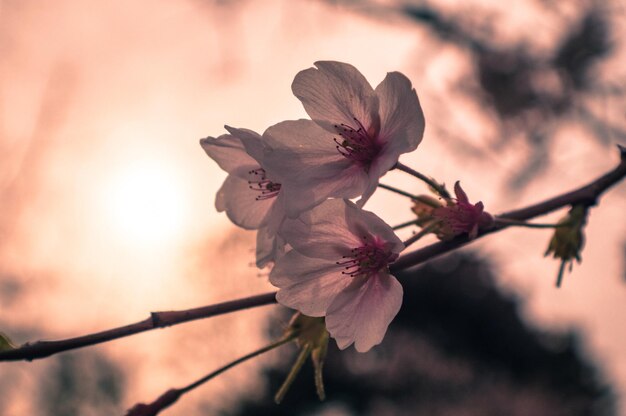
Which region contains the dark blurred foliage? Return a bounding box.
[37,352,126,416]
[408,1,624,188]
[0,312,126,416]
[0,275,22,308]
[222,253,615,416]
[334,0,626,189]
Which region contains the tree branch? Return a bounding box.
[391,145,626,271]
[0,291,278,362]
[1,146,624,363]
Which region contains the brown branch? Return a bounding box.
[391,145,626,271]
[0,291,278,362]
[1,146,624,363]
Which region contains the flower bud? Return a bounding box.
[275,313,329,403]
[431,181,494,240]
[545,205,588,287]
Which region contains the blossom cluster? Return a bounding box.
[202,61,428,352]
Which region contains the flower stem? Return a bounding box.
[392,219,420,230]
[127,333,298,416]
[555,261,567,288]
[494,217,571,229]
[378,183,418,199]
[395,162,451,199]
[274,343,313,404]
[182,334,297,394]
[402,221,440,249]
[378,183,441,208]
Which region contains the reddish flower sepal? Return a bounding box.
[433,181,493,240]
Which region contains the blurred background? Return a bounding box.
[0,0,624,414]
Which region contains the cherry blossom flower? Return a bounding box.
[200,126,286,267]
[270,199,404,352]
[432,181,493,240]
[262,61,425,218]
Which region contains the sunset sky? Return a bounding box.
[1,0,625,414]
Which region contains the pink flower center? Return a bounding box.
[248,168,282,200]
[336,236,396,278]
[333,117,380,169]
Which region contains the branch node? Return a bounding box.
[150,312,163,328]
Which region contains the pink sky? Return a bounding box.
[0,0,624,413]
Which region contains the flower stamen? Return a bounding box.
[248,168,282,200]
[335,237,396,278]
[333,117,380,168]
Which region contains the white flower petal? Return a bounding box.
[280,199,362,260]
[270,250,352,317]
[216,175,274,229]
[263,120,368,217]
[355,175,379,209]
[280,166,367,218]
[256,227,280,268]
[374,71,425,153]
[255,194,288,267]
[326,271,403,352]
[200,134,259,178]
[224,125,265,164]
[366,145,402,188]
[292,61,380,133]
[255,228,274,268]
[262,119,340,165]
[344,201,405,254]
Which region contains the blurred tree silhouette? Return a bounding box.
[334,0,626,188]
[37,351,126,416]
[222,253,615,416]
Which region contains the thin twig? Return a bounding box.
[126,334,297,416]
[0,291,278,362]
[378,183,418,199]
[378,183,440,208]
[395,162,451,199]
[392,219,420,230]
[402,221,439,248]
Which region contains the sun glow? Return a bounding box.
[102,161,189,248]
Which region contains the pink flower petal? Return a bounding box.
[215,175,274,229]
[280,199,363,260]
[224,126,265,164]
[344,201,405,254]
[263,120,369,217]
[256,227,286,268]
[271,250,352,317]
[200,134,259,178]
[292,61,380,134]
[374,71,425,152]
[326,271,403,352]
